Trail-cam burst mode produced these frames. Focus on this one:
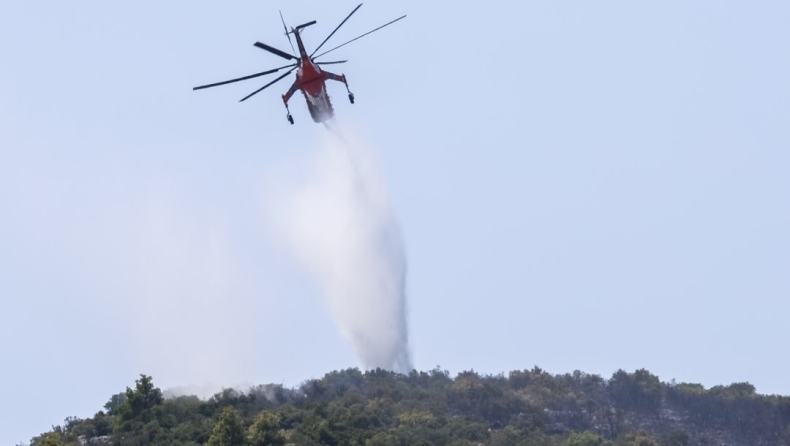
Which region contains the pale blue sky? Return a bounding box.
[1,1,789,444]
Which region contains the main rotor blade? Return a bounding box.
[280,10,297,56]
[193,64,296,91]
[310,3,363,57]
[253,41,296,60]
[239,67,296,102]
[316,60,348,65]
[313,15,406,60]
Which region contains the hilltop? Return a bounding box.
[26,367,790,446]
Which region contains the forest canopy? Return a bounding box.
[25,367,790,446]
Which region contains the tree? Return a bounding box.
[114,374,165,431]
[615,430,658,446]
[659,431,689,446]
[36,434,62,446]
[608,370,662,413]
[709,382,756,399]
[567,431,612,446]
[126,374,164,417]
[104,392,127,415]
[23,367,790,446]
[208,407,246,446]
[248,411,285,446]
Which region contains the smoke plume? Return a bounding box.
[271,126,412,373]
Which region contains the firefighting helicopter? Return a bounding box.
[193,4,406,125]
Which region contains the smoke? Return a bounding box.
[268,125,412,373]
[0,138,269,390]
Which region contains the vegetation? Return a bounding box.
[25,367,790,446]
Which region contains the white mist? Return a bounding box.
[270,125,412,373]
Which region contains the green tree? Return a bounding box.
[567,431,612,446]
[659,431,688,446]
[104,392,128,415]
[616,430,658,446]
[608,370,662,413]
[36,433,63,446]
[127,374,164,417]
[208,407,246,446]
[247,411,285,446]
[709,382,756,399]
[114,374,165,432]
[23,366,790,446]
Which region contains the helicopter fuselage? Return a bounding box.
[282,27,347,123]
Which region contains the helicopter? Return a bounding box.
[193,4,406,125]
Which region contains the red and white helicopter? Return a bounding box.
[193,4,405,125]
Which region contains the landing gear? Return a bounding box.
[341,75,354,104]
[326,72,356,105]
[285,101,294,125]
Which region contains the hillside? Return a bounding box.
[26,367,790,446]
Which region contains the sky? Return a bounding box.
[1,0,789,444]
